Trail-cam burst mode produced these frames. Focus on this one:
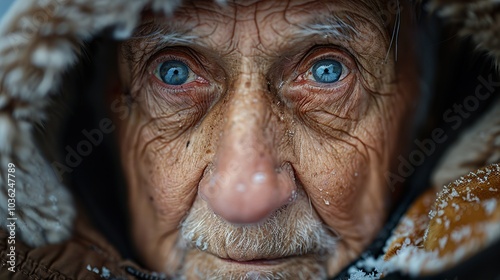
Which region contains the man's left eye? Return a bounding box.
[307,59,345,84]
[155,60,196,85]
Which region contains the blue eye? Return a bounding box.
[157,60,190,85]
[311,59,342,83]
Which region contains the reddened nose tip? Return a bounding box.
[199,166,296,224]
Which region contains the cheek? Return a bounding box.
[140,161,198,236]
[118,100,225,228]
[293,98,396,232]
[118,116,197,230]
[296,135,371,215]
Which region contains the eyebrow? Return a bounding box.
[291,15,361,43]
[125,8,388,62]
[130,19,200,46]
[129,14,361,56]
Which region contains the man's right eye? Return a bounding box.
[155,60,196,85]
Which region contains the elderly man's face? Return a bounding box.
[113,0,417,278]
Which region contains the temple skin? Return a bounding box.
[111,0,418,278]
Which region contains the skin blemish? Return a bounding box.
[186,140,190,148]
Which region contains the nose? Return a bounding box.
[198,75,295,224]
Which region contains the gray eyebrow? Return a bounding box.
[133,12,361,47]
[127,12,372,59]
[130,19,200,46]
[291,15,360,43]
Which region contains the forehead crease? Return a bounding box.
[125,0,393,59]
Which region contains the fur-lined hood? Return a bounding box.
[0,0,499,279]
[0,0,192,247]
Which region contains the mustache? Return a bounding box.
[178,193,339,262]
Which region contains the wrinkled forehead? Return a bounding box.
[130,0,399,57]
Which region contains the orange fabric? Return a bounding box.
[384,188,435,260]
[384,164,500,274]
[425,165,500,256]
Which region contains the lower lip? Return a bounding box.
[220,257,289,266]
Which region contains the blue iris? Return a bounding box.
[158,60,190,85]
[312,60,342,83]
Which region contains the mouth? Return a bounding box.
[219,256,295,266]
[183,250,329,279]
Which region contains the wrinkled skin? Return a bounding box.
[111,0,418,279]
